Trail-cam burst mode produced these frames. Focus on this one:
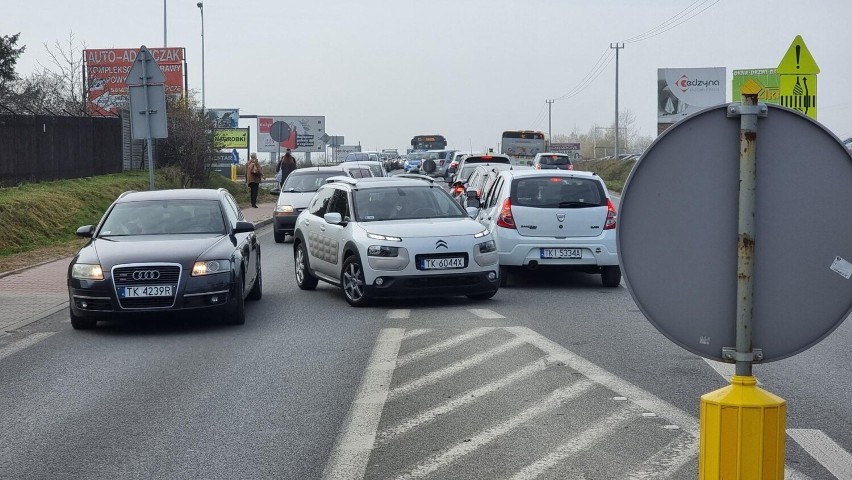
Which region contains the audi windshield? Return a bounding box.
[99,200,226,236]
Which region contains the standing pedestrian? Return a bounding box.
[276,148,298,188]
[246,152,263,208]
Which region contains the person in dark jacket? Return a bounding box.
[276,149,297,188]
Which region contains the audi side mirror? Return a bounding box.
[233,221,255,234]
[76,225,94,238]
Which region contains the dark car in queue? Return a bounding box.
[67,188,262,329]
[274,166,375,243]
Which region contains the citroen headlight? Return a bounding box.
[192,259,230,276]
[71,263,104,280]
[276,204,295,213]
[477,240,496,253]
[368,245,400,257]
[474,228,490,239]
[367,233,402,242]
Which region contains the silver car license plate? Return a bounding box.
[540,248,582,259]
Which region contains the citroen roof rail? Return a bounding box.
[325,176,359,185]
[117,190,137,199]
[394,173,435,183]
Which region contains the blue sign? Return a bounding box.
[231,149,239,164]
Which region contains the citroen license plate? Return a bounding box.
[420,257,465,270]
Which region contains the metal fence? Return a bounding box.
[0,113,123,186]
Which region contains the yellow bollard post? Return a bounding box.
[699,375,786,479]
[231,164,237,182]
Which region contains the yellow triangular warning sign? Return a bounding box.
[778,35,820,74]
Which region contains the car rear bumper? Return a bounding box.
[495,234,618,267]
[365,271,499,298]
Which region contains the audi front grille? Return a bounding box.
[112,263,182,309]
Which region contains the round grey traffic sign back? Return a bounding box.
[618,104,852,362]
[269,121,291,142]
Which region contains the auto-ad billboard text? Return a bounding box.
[84,47,186,116]
[657,67,726,124]
[732,69,780,105]
[257,116,326,153]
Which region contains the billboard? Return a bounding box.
[335,145,361,162]
[209,108,240,128]
[657,67,726,124]
[550,143,581,159]
[84,47,186,116]
[732,69,780,104]
[213,128,249,149]
[257,116,326,153]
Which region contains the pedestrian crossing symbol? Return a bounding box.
[777,35,820,119]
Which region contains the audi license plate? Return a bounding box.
[120,285,173,298]
[420,257,465,270]
[540,248,582,259]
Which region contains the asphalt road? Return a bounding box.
[0,223,850,479]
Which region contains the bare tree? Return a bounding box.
[158,94,220,187]
[37,30,86,115]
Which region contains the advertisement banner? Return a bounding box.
[657,67,726,124]
[732,69,780,104]
[84,47,185,116]
[209,108,240,128]
[257,116,326,153]
[213,128,249,149]
[550,143,581,159]
[335,145,361,162]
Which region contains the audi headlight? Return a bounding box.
[368,245,400,257]
[367,233,402,242]
[477,240,496,253]
[192,259,230,276]
[474,228,490,239]
[276,204,295,213]
[71,263,104,280]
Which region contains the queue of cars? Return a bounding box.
[66,151,620,324]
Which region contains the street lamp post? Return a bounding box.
[197,2,205,112]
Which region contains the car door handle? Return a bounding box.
[319,225,326,232]
[304,220,310,227]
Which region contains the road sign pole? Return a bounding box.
[698,90,786,479]
[142,54,156,191]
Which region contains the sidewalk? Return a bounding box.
[0,201,276,335]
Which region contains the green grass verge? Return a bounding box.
[573,158,637,194]
[0,169,274,257]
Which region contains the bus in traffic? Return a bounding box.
[410,134,447,152]
[500,130,546,164]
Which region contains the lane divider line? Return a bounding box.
[468,308,506,319]
[0,332,56,362]
[378,358,549,443]
[386,309,411,319]
[388,336,528,401]
[321,328,404,480]
[402,328,432,340]
[395,327,497,368]
[394,380,595,480]
[509,404,637,480]
[788,429,852,480]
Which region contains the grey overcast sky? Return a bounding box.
[5,0,852,154]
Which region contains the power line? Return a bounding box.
[554,48,614,102]
[622,0,720,44]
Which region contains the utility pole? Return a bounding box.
[546,99,555,148]
[610,42,624,159]
[163,0,167,46]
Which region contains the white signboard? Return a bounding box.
[257,116,326,153]
[657,67,726,124]
[335,144,361,162]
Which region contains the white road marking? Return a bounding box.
[509,404,636,480]
[788,429,852,480]
[702,357,762,385]
[468,308,505,319]
[388,335,528,401]
[402,328,432,340]
[378,359,549,443]
[394,380,595,480]
[0,332,56,361]
[395,327,496,367]
[625,433,699,479]
[321,328,404,480]
[387,309,410,319]
[506,326,699,433]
